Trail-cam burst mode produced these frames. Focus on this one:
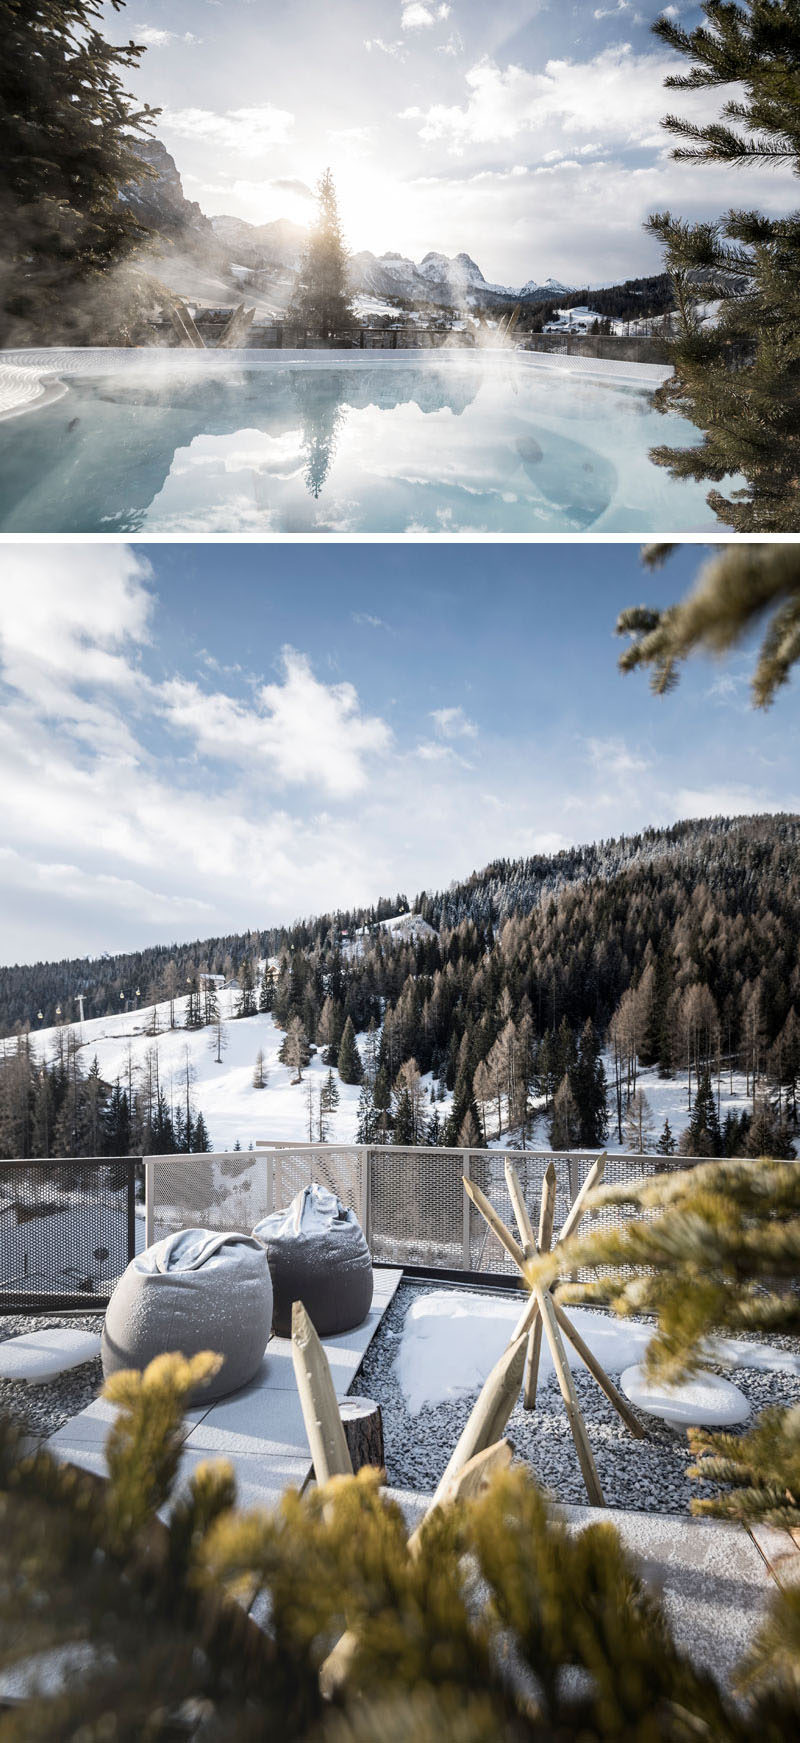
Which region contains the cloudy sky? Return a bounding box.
[0,542,797,965]
[116,1,796,284]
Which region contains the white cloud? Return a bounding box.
[430,705,478,739]
[400,46,716,155]
[365,37,406,57]
[593,1,630,17]
[584,736,650,778]
[137,27,201,47]
[402,2,451,29]
[159,104,294,158]
[160,648,391,798]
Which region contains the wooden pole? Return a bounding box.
[407,1438,513,1557]
[525,1162,557,1410]
[462,1175,527,1273]
[429,1333,527,1509]
[533,1286,604,1507]
[552,1302,645,1439]
[291,1301,353,1483]
[558,1153,606,1245]
[503,1160,536,1255]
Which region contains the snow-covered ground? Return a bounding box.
[395,1291,799,1419]
[21,991,367,1153]
[12,996,763,1160]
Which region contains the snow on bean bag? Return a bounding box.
[101,1228,273,1403]
[252,1184,373,1338]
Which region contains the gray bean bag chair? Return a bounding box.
[101,1228,273,1403]
[252,1184,373,1338]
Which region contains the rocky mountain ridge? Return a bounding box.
[123,139,575,310]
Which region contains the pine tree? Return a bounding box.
[235,957,257,1019]
[6,1368,798,1738]
[320,1067,340,1117]
[685,1063,722,1156]
[571,1018,608,1147]
[618,546,800,704]
[289,168,355,339]
[656,1117,676,1156]
[184,973,203,1030]
[191,1110,211,1153]
[356,1081,378,1144]
[1,0,158,346]
[337,1016,363,1085]
[545,1157,800,1526]
[642,2,800,530]
[258,965,276,1013]
[252,1048,267,1090]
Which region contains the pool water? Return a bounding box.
[0,354,721,533]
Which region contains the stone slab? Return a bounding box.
[749,1521,800,1589]
[0,1328,101,1384]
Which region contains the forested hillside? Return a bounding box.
[1,815,798,1161]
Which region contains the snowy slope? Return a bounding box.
[28,992,364,1153]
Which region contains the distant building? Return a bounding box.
[542,305,603,335]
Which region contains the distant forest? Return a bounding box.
[0,815,798,1162]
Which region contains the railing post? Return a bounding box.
[144,1159,155,1249]
[360,1146,370,1248]
[462,1149,471,1270]
[568,1153,580,1206]
[266,1148,275,1217]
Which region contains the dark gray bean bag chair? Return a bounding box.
[101,1227,273,1403]
[252,1184,373,1338]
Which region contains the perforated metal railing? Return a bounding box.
[0,1159,137,1311]
[144,1145,689,1278]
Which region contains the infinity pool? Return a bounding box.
[0,349,722,533]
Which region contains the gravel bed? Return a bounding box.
[356,1281,800,1513]
[0,1314,104,1440]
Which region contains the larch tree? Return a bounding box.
[289,168,355,339]
[550,1073,581,1150]
[1,0,158,345]
[623,1087,656,1154]
[644,0,800,530]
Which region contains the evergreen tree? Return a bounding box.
[685,1063,722,1156]
[642,2,800,530]
[618,546,800,704]
[184,974,203,1030]
[337,1015,363,1085]
[258,965,276,1013]
[191,1110,211,1153]
[356,1081,378,1144]
[1,0,158,346]
[372,1063,392,1143]
[252,1048,267,1090]
[289,168,355,339]
[571,1018,608,1147]
[656,1117,676,1156]
[546,1157,800,1528]
[426,1104,443,1146]
[320,1067,340,1117]
[235,957,257,1019]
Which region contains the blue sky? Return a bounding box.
[0,542,797,964]
[113,0,797,283]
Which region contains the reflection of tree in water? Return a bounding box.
[291,366,481,500]
[292,373,347,499]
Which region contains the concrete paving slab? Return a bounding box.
[562,1504,771,1686]
[172,1444,309,1513]
[184,1387,310,1459]
[749,1521,800,1589]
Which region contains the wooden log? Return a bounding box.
[322,1440,515,1696]
[291,1301,353,1483]
[408,1438,513,1557]
[558,1153,606,1246]
[339,1396,384,1473]
[525,1163,557,1411]
[429,1333,527,1510]
[167,298,205,349]
[504,1160,536,1256]
[217,302,256,348]
[552,1303,647,1440]
[462,1175,526,1273]
[533,1285,604,1506]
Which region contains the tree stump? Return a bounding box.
[339,1396,384,1474]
